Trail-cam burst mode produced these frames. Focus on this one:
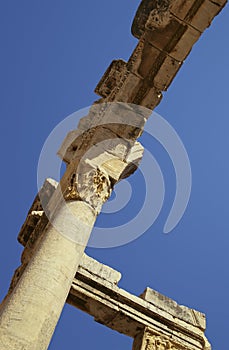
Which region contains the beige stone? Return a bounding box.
[69,256,211,350]
[140,287,206,330]
[5,176,211,350]
[0,0,226,348]
[127,39,182,91]
[143,23,201,62]
[170,0,227,31]
[95,59,127,98]
[131,0,227,38]
[0,201,96,350]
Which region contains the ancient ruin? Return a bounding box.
[0,0,227,349]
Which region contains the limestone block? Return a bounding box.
[89,136,131,162]
[170,0,207,20]
[78,102,151,137]
[208,0,227,5]
[187,0,224,32]
[18,178,58,246]
[95,60,127,98]
[76,140,143,183]
[120,141,145,179]
[58,101,148,164]
[140,287,206,330]
[133,84,163,110]
[77,103,106,131]
[97,69,159,114]
[57,129,83,163]
[127,39,182,90]
[79,254,122,285]
[20,214,49,264]
[59,128,135,166]
[98,102,148,139]
[113,71,144,103]
[110,69,162,110]
[170,0,227,31]
[153,54,182,90]
[131,0,171,39]
[132,0,226,39]
[58,126,124,164]
[131,0,225,63]
[144,21,201,62]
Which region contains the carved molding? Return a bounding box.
[134,329,194,350]
[145,334,179,350]
[64,165,112,213]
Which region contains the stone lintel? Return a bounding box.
[143,22,201,62]
[69,261,210,350]
[94,0,226,105]
[112,71,163,110]
[94,56,163,106]
[140,287,206,330]
[94,60,127,98]
[127,39,183,91]
[131,0,227,38]
[79,254,122,285]
[170,0,227,32]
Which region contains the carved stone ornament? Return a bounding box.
[141,330,190,350]
[146,335,172,350]
[64,166,112,213]
[65,173,81,201]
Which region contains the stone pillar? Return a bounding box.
[0,110,144,350]
[0,0,226,347]
[0,200,96,350]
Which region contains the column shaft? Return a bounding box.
[0,201,96,350]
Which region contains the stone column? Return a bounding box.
[0,105,144,350]
[0,200,96,350]
[0,0,226,347]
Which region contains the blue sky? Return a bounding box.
[0,1,228,349]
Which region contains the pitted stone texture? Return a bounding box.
[11,174,211,350]
[95,60,127,98]
[18,178,58,246]
[132,0,226,37]
[127,39,182,91]
[79,254,122,285]
[140,287,206,330]
[69,256,211,350]
[133,329,183,350]
[133,327,211,350]
[1,0,226,348]
[58,103,149,165]
[79,141,144,182]
[95,0,226,108]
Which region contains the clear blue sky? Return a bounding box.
[0,1,228,349]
